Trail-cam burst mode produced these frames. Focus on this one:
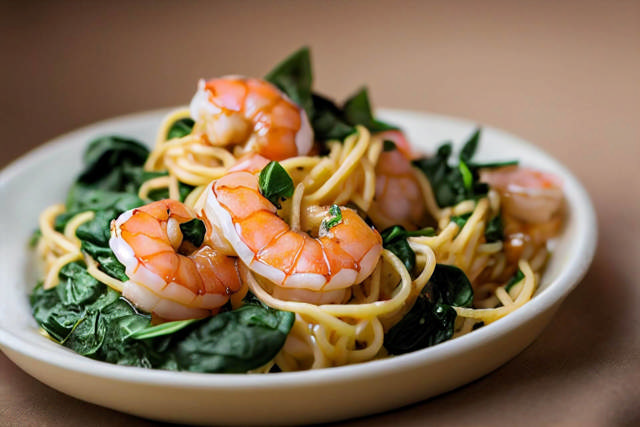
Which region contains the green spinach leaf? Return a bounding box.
[484,214,504,243]
[179,218,206,248]
[77,136,149,191]
[311,94,355,142]
[413,129,505,208]
[30,263,295,373]
[167,118,195,140]
[384,298,456,355]
[424,264,474,308]
[505,269,525,292]
[384,264,473,354]
[381,225,435,273]
[450,213,472,229]
[171,297,294,373]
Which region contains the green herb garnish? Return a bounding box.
[258,161,295,209]
[321,204,343,232]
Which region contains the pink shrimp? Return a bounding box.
[371,130,428,230]
[480,166,564,225]
[203,170,383,304]
[109,199,242,321]
[480,166,564,265]
[189,76,313,161]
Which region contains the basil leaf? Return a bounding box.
[259,161,294,209]
[265,46,313,119]
[167,118,194,140]
[321,204,343,232]
[179,218,206,248]
[342,88,398,132]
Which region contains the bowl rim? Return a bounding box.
[0,107,598,390]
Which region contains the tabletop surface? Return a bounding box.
[1,1,639,425]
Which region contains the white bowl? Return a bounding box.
[0,109,597,425]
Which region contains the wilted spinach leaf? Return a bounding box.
[384,264,474,355]
[381,225,435,273]
[505,269,525,292]
[413,128,517,208]
[179,218,206,248]
[167,118,195,140]
[384,298,456,355]
[311,94,355,141]
[424,264,474,308]
[484,214,504,243]
[171,297,295,373]
[76,136,149,191]
[30,262,295,373]
[450,213,472,229]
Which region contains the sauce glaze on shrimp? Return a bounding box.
[190,76,313,161]
[203,170,383,304]
[110,199,241,320]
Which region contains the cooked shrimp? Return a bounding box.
[480,166,564,225]
[370,130,428,230]
[109,199,242,320]
[190,76,313,161]
[481,166,564,265]
[203,171,383,303]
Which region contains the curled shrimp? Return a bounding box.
[480,166,564,264]
[190,76,313,161]
[203,170,383,305]
[370,130,428,230]
[480,166,564,225]
[109,199,242,320]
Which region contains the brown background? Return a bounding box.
[1,1,639,425]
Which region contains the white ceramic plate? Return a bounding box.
[0,109,597,425]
